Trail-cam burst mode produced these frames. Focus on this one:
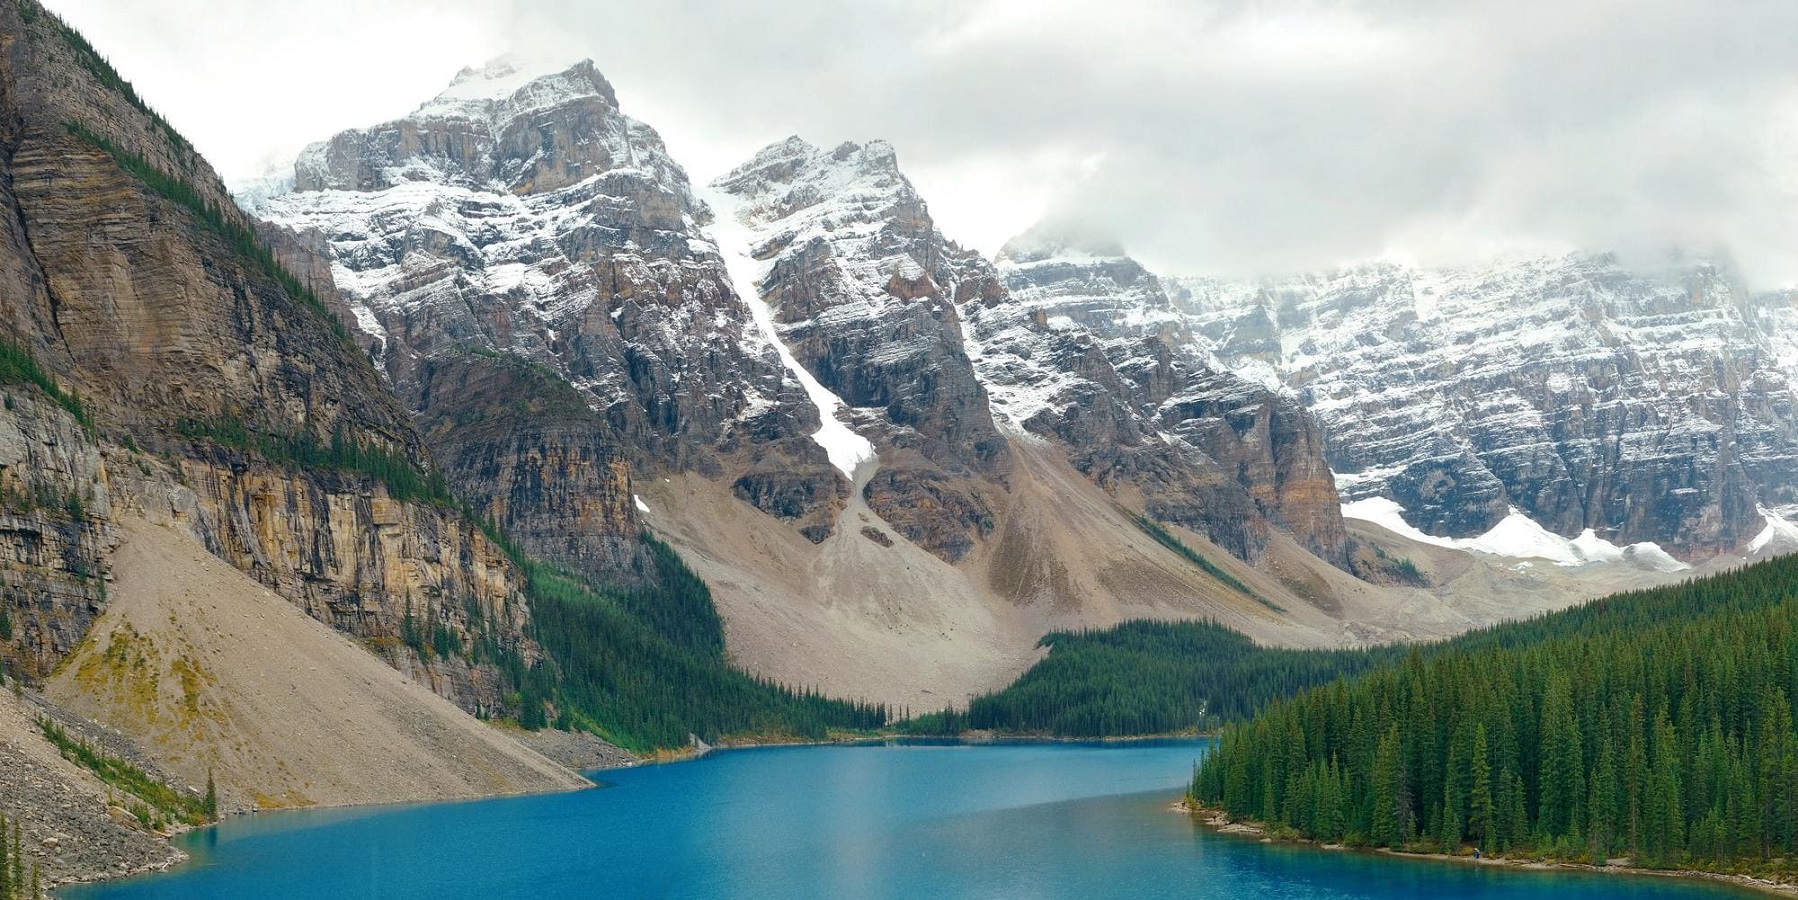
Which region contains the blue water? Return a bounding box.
[68,739,1748,899]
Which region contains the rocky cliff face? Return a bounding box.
[252,59,844,572]
[1168,254,1798,558]
[0,3,538,714]
[0,393,111,681]
[709,138,1010,561]
[966,225,1348,565]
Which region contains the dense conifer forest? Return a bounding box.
[917,551,1798,741]
[506,549,887,752]
[902,620,1397,736]
[1191,553,1798,875]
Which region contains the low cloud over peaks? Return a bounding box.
[49,0,1798,285]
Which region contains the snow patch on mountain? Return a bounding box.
[1345,497,1688,571]
[700,185,874,478]
[263,177,606,326]
[419,56,561,110]
[1751,506,1798,555]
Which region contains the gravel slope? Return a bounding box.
[43,517,591,812]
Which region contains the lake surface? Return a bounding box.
[68,739,1750,899]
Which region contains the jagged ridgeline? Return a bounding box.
[1192,552,1798,875]
[0,0,882,753]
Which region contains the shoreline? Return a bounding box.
[1181,800,1798,897]
[45,724,641,894]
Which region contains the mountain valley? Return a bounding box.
[0,8,1794,891]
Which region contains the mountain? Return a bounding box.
[707,136,1011,561]
[0,5,548,714]
[0,5,626,881]
[3,19,954,885]
[1168,254,1798,559]
[250,57,851,579]
[0,11,1758,888]
[242,58,1723,720]
[252,62,1518,714]
[980,222,1347,566]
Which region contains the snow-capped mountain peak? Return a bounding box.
[413,56,617,122]
[717,137,914,228]
[291,58,671,199]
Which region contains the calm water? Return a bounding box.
[68,739,1748,899]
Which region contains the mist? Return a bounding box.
[44,0,1798,285]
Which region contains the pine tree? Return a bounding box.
[1507,771,1530,853]
[1626,698,1648,856]
[0,811,10,900]
[1468,724,1494,851]
[203,770,218,820]
[1372,726,1405,848]
[1438,779,1462,853]
[1537,674,1582,840]
[1588,730,1616,863]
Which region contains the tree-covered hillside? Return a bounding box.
[902,620,1398,736]
[916,552,1798,740]
[506,547,887,753]
[1192,553,1798,876]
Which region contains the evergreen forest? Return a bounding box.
[1192,552,1798,876]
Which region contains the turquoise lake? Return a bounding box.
[66,739,1750,899]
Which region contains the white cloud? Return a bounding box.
[44,0,1798,287]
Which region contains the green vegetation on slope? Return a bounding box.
[20,0,191,156]
[508,552,885,753]
[1193,552,1798,877]
[37,716,212,830]
[921,543,1798,740]
[176,418,453,506]
[0,336,90,429]
[64,123,348,342]
[1133,516,1278,610]
[620,535,726,659]
[904,620,1396,736]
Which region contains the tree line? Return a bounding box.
[176,418,454,506]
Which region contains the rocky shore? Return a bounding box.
[0,687,185,888]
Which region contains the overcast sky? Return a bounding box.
[42,0,1798,285]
